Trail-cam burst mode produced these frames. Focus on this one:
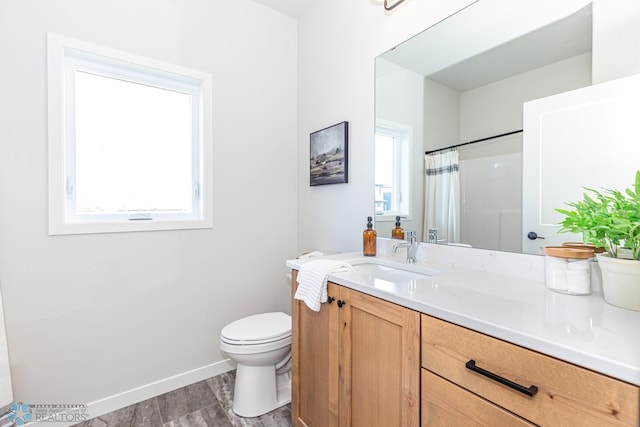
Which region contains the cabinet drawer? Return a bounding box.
[422,315,639,426]
[422,369,534,427]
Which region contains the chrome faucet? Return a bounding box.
[393,230,419,263]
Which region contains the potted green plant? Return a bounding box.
[556,170,640,311]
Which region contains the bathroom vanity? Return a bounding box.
[287,241,640,426]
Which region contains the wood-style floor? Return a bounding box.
[73,370,291,427]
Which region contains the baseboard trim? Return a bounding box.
[28,359,236,426]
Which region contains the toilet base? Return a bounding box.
[232,364,291,417]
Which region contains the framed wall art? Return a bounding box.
[309,121,348,186]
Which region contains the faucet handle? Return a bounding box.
[428,228,438,243]
[406,230,416,242]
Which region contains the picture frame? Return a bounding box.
[309,121,348,186]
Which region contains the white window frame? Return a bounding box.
[375,120,412,221]
[47,33,213,235]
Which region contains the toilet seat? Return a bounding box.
[221,312,291,346]
[220,335,291,355]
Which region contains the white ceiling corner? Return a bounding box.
[250,0,314,19]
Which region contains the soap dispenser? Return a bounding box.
[363,216,377,257]
[392,216,405,240]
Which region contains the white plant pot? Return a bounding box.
[596,254,640,311]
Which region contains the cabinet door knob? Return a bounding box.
[327,296,335,304]
[337,300,346,308]
[465,360,538,397]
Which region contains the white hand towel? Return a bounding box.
[295,260,353,312]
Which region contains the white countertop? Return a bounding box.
[286,240,640,386]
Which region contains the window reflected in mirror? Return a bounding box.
[375,121,411,219]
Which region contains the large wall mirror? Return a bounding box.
[375,0,640,255]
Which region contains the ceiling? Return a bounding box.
[251,0,313,19]
[381,4,592,92]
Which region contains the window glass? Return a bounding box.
[375,133,395,213]
[48,33,213,234]
[75,71,194,215]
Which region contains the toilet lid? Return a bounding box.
[221,312,291,343]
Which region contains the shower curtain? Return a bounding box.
[423,150,460,244]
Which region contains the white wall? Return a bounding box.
[0,0,297,407]
[593,0,640,83]
[459,53,592,141]
[423,79,461,151]
[297,0,476,254]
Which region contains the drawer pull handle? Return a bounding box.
[465,360,538,397]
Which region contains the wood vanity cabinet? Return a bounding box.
[290,270,639,426]
[421,315,640,427]
[291,271,420,427]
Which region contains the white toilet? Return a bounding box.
[220,312,292,417]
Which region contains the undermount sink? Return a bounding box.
[351,262,434,282]
[341,258,438,289]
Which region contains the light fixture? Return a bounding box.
[384,0,405,11]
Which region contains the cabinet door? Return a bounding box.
[291,272,339,427]
[338,287,420,427]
